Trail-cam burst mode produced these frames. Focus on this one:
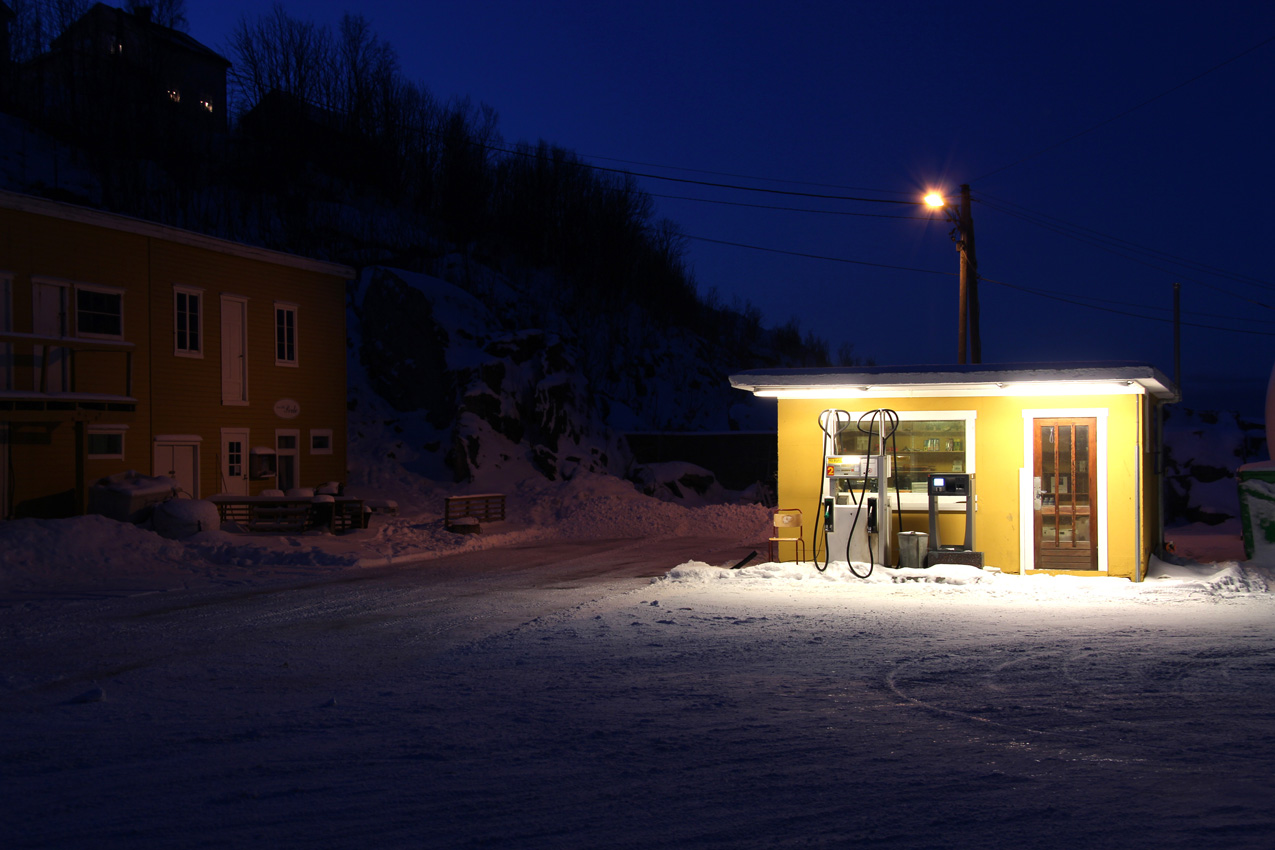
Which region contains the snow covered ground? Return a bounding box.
[3,477,1274,849]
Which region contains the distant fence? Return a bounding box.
[624,432,777,491]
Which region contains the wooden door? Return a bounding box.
[1033,418,1098,571]
[220,295,247,405]
[155,442,199,498]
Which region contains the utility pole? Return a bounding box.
[956,184,980,364]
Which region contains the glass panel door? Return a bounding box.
[1034,418,1098,570]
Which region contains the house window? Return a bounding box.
[75,284,123,338]
[832,410,977,511]
[310,429,333,455]
[87,426,126,459]
[275,303,298,366]
[174,286,202,357]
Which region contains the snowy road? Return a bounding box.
[3,539,1274,849]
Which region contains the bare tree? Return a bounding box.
[124,0,187,31]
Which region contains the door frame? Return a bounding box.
[220,294,249,406]
[219,427,250,496]
[1021,408,1108,573]
[154,435,201,499]
[275,428,300,492]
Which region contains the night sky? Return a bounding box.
[187,0,1275,414]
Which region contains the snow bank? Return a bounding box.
[663,554,1272,601]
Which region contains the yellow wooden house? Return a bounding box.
[0,190,354,518]
[730,363,1179,581]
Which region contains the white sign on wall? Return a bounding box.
[274,398,300,419]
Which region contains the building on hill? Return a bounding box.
[17,2,229,158]
[0,1,13,108]
[730,363,1179,581]
[0,189,354,519]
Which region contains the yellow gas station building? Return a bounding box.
[730,363,1179,581]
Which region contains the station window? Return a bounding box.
[831,410,977,510]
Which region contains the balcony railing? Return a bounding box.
[0,331,136,411]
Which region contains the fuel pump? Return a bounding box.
[815,409,900,578]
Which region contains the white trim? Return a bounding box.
[1021,408,1109,573]
[1,189,355,279]
[173,284,205,358]
[154,434,203,443]
[220,294,249,406]
[835,409,976,512]
[154,436,201,499]
[219,427,250,496]
[276,428,300,491]
[72,281,125,340]
[309,428,334,455]
[87,423,128,460]
[274,301,299,367]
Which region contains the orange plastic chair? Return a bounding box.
[768,508,806,563]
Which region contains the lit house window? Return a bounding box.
[310,429,333,454]
[76,284,123,338]
[87,425,126,459]
[275,303,297,366]
[174,286,202,357]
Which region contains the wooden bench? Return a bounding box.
[444,493,506,530]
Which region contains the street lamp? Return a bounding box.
[924,184,980,364]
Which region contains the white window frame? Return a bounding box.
[87,424,127,460]
[73,282,125,340]
[274,301,298,367]
[837,409,977,513]
[309,428,334,455]
[173,284,204,358]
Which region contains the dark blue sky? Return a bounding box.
[188,0,1275,414]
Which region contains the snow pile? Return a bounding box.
[663,555,1272,601]
[0,515,190,591]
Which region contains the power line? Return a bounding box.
[973,33,1275,182]
[975,191,1275,291]
[980,275,1275,336]
[685,234,955,275]
[688,231,1274,336]
[652,193,927,220]
[975,196,1275,310]
[487,139,922,205]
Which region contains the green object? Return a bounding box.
[1237,466,1275,561]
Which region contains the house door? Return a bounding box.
[32,280,69,392]
[220,295,248,404]
[220,428,249,496]
[1032,418,1098,571]
[276,430,299,492]
[155,440,199,498]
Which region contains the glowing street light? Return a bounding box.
[924,184,980,364]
